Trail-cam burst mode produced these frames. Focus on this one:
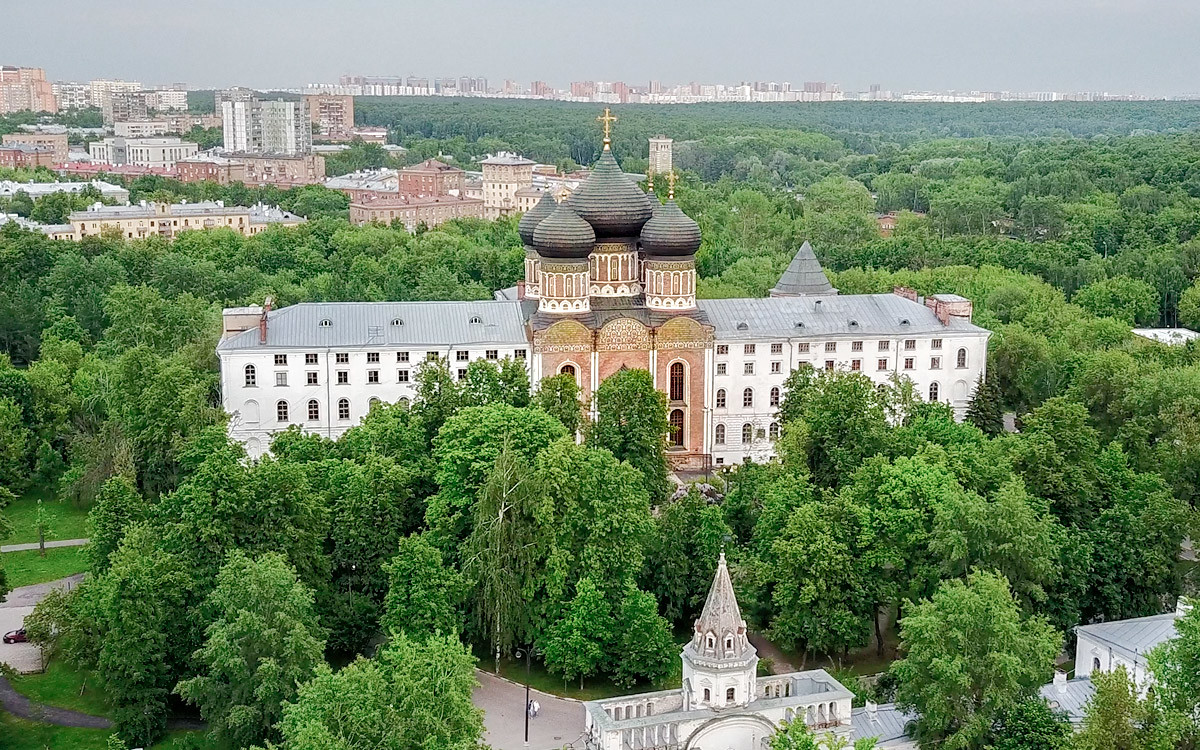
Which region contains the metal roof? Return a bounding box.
[1075,613,1179,661]
[697,294,988,339]
[1039,677,1095,723]
[851,704,916,746]
[218,300,529,351]
[771,241,835,296]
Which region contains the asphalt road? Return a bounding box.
[472,670,587,750]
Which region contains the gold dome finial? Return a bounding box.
[667,170,677,200]
[555,184,571,204]
[646,167,654,192]
[597,107,617,150]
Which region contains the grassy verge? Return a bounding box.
[0,717,210,749]
[2,545,88,588]
[3,486,90,546]
[486,644,685,702]
[11,660,110,718]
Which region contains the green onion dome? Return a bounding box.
[639,198,701,257]
[532,203,596,259]
[569,148,653,238]
[518,190,557,246]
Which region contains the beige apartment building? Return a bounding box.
[89,137,199,169]
[2,132,68,163]
[114,121,171,138]
[480,152,535,219]
[303,93,354,138]
[350,194,485,231]
[0,67,56,114]
[68,201,305,240]
[233,153,326,187]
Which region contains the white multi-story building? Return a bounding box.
[52,82,91,110]
[150,87,188,112]
[88,136,198,168]
[221,95,311,156]
[88,79,142,115]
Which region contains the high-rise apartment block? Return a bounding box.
[105,90,155,124]
[648,136,673,176]
[302,94,354,139]
[0,67,56,114]
[52,82,91,110]
[220,92,311,156]
[89,79,142,116]
[150,87,188,112]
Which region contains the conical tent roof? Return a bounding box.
[518,189,557,246]
[694,552,748,647]
[770,241,836,296]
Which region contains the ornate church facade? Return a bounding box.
[217,113,990,465]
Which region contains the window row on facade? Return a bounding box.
[250,396,410,424]
[714,349,967,376]
[242,350,527,387]
[713,422,782,445]
[717,339,953,355]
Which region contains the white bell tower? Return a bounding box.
[681,552,758,710]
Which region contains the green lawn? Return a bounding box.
[2,545,88,588]
[0,715,208,750]
[488,641,686,701]
[3,486,90,546]
[11,660,110,718]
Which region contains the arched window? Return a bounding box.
[398,397,411,408]
[669,362,685,401]
[1093,657,1101,672]
[368,397,381,409]
[706,634,715,649]
[244,364,256,387]
[276,400,289,422]
[560,363,576,379]
[742,423,753,444]
[929,382,940,402]
[743,388,753,408]
[715,424,726,445]
[338,398,351,420]
[318,319,332,328]
[243,400,259,423]
[769,422,780,440]
[770,386,781,407]
[957,347,968,368]
[703,688,711,702]
[669,409,685,447]
[726,687,736,702]
[716,388,726,408]
[307,399,320,421]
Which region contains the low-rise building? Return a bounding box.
[0,143,55,169]
[229,152,326,188]
[0,179,129,203]
[176,155,248,185]
[67,200,304,240]
[89,137,199,169]
[325,168,399,202]
[2,132,68,163]
[349,193,485,230]
[397,158,464,196]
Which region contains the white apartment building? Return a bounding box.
[221,96,312,156]
[114,120,171,138]
[52,82,91,110]
[88,79,142,114]
[88,136,199,168]
[150,88,188,111]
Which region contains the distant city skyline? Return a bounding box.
[8,0,1200,97]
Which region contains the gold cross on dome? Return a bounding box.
[597,107,617,142]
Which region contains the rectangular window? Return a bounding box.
[851,359,861,371]
[336,353,349,364]
[274,354,287,366]
[931,356,941,369]
[904,358,915,370]
[305,353,318,365]
[932,338,943,350]
[904,339,916,350]
[367,370,379,384]
[456,350,469,361]
[771,361,782,374]
[426,351,439,361]
[397,351,409,363]
[514,349,527,359]
[798,342,810,353]
[824,342,837,353]
[851,341,863,352]
[878,359,888,371]
[275,372,287,386]
[337,370,349,384]
[367,352,379,363]
[744,344,756,355]
[306,371,318,385]
[397,369,409,383]
[717,344,729,355]
[486,350,498,360]
[771,343,783,355]
[825,360,834,371]
[716,363,727,375]
[878,341,890,351]
[457,368,467,380]
[744,362,754,375]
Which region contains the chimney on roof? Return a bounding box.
[259,296,274,345]
[925,294,974,326]
[1053,670,1067,694]
[892,286,919,303]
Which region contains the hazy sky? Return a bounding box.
[9,0,1200,95]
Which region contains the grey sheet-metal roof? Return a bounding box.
[1076,613,1179,661]
[771,241,836,296]
[697,294,987,339]
[851,704,915,746]
[1040,677,1095,723]
[218,301,529,351]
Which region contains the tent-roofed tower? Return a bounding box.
[770,241,837,297]
[682,551,758,710]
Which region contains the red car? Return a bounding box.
[3,629,26,644]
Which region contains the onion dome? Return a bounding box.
[532,203,595,259]
[569,148,653,238]
[518,190,557,246]
[640,198,701,257]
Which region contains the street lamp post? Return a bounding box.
[516,645,534,748]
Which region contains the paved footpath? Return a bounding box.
[1,538,89,554]
[473,670,586,750]
[748,631,798,674]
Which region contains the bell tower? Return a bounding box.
[682,552,758,711]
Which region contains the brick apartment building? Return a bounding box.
[0,143,56,169]
[349,193,485,230]
[2,132,68,163]
[397,159,465,196]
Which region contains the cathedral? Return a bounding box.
[217,111,990,465]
